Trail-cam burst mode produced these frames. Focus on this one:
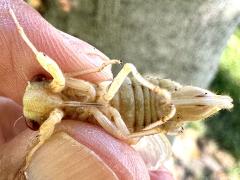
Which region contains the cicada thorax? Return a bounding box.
[110,76,182,133]
[60,87,96,122]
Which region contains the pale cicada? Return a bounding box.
[9,8,233,177]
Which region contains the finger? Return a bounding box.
[0,121,149,180]
[0,0,112,104]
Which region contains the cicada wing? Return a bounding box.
[63,101,103,107]
[132,134,172,170]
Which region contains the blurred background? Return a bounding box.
[26,0,240,179]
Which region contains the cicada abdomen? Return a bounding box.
[110,76,233,134]
[110,77,181,132]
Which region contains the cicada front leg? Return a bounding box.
[9,9,65,93]
[103,63,171,102]
[21,108,64,178]
[63,59,121,102]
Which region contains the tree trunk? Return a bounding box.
[35,0,240,87]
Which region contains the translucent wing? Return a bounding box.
[132,134,172,170]
[63,101,103,107]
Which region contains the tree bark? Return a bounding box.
[35,0,240,87]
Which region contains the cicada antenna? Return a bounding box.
[9,8,38,55]
[20,66,31,86]
[13,115,24,128]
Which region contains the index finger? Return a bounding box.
[0,0,112,104]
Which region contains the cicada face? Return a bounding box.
[23,81,63,125]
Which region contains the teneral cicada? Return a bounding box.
[9,8,233,177]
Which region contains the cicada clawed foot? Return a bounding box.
[178,126,184,134]
[15,168,28,180]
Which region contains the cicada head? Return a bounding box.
[23,81,63,126]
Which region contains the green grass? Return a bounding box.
[205,27,240,160]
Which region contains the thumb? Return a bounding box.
[0,0,112,104]
[0,121,150,180]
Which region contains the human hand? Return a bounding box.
[0,0,173,179]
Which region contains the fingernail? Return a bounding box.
[24,132,118,180]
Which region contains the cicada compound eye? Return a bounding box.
[25,118,40,131]
[31,74,47,82]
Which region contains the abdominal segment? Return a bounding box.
[110,77,179,132]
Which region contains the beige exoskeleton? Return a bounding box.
[9,8,233,177]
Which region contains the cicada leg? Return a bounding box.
[89,107,140,144]
[64,77,97,101]
[89,107,130,141]
[9,9,65,93]
[103,63,171,104]
[21,108,64,178]
[127,127,165,139]
[107,107,130,136]
[143,104,176,130]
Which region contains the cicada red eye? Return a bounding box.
[25,118,40,131]
[31,74,47,82]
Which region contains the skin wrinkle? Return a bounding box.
[57,33,101,77]
[53,33,72,69]
[1,40,15,97]
[0,18,15,76]
[12,36,21,95]
[17,37,30,85]
[12,32,31,97]
[0,129,5,144]
[0,28,10,72]
[58,31,112,81]
[58,30,109,64]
